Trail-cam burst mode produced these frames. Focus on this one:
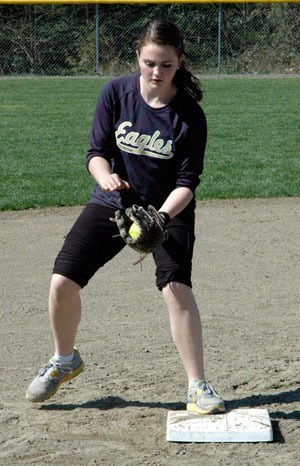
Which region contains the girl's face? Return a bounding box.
[137,43,182,91]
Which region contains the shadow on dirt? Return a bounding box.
[40,397,186,411]
[39,387,300,414]
[40,388,300,443]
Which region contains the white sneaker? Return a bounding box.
[187,381,225,415]
[26,348,84,403]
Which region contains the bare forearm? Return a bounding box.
[88,156,111,182]
[88,156,130,192]
[159,187,193,219]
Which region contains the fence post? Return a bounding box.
[218,3,222,74]
[95,4,100,75]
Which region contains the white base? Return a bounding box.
[166,408,273,443]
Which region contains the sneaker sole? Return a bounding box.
[26,361,84,403]
[186,401,225,415]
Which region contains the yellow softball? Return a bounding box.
[129,222,141,239]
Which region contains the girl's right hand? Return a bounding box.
[99,173,130,192]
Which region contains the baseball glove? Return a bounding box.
[113,204,169,255]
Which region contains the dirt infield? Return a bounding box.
[1,198,299,466]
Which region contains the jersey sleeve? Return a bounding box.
[175,104,207,193]
[86,81,117,171]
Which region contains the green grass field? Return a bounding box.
[1,76,299,210]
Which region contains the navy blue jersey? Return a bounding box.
[86,73,207,214]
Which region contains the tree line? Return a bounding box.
[1,3,299,75]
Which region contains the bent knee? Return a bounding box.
[50,274,81,300]
[163,281,192,299]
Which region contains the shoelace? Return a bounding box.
[201,383,213,396]
[200,382,221,398]
[189,382,219,400]
[38,362,72,379]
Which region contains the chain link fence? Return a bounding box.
[1,3,300,76]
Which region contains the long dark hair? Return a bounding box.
[136,20,203,102]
